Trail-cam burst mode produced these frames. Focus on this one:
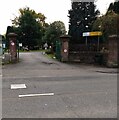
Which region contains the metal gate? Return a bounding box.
[55,40,61,61]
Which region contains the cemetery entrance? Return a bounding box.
[69,31,107,64]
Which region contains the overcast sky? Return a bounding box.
[0,0,115,34]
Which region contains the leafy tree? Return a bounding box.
[43,21,66,46]
[68,2,99,43]
[107,3,114,13]
[11,7,46,49]
[107,1,119,14]
[93,1,119,41]
[92,11,119,40]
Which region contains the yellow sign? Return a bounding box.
[89,32,102,36]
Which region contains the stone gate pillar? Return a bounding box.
[107,35,118,67]
[7,33,17,63]
[60,35,71,62]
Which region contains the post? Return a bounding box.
[86,36,88,46]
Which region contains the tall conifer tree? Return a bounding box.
[68,2,99,43]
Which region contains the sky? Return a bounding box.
[0,0,115,35]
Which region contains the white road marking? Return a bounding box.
[38,76,53,78]
[11,84,26,89]
[19,93,54,98]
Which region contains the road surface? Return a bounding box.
[2,52,117,118]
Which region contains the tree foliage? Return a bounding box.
[107,1,119,14]
[11,7,47,49]
[68,2,99,43]
[92,1,119,40]
[43,21,66,45]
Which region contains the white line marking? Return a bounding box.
[11,84,26,89]
[38,76,52,78]
[19,93,54,98]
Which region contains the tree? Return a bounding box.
[93,1,119,41]
[68,2,100,43]
[107,1,119,14]
[43,21,66,45]
[11,7,46,49]
[92,11,119,41]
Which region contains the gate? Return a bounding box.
[55,40,61,61]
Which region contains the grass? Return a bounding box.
[45,53,56,59]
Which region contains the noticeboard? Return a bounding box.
[83,31,102,37]
[90,32,102,36]
[83,32,90,36]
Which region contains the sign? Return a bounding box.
[83,31,102,37]
[19,43,22,47]
[3,44,6,48]
[83,32,90,37]
[64,49,67,53]
[90,32,102,36]
[11,42,15,46]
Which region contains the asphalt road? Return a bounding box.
[2,52,117,118]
